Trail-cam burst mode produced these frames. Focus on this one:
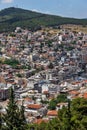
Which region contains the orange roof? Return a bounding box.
[78,94,83,98]
[27,104,42,109]
[43,91,49,94]
[72,81,81,85]
[82,44,87,47]
[16,100,22,105]
[47,110,58,116]
[83,80,87,83]
[34,118,48,124]
[69,90,79,95]
[24,97,32,102]
[83,92,87,99]
[0,76,6,83]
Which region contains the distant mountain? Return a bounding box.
[0,7,87,32]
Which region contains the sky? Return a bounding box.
[0,0,87,18]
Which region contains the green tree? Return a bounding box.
[3,58,19,68]
[58,106,72,130]
[47,118,61,130]
[19,102,26,129]
[38,122,47,130]
[58,97,87,130]
[47,40,53,47]
[56,94,68,103]
[3,87,26,130]
[71,98,87,130]
[48,99,56,110]
[35,98,87,130]
[0,106,2,130]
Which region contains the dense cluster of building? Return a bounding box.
[1,26,87,123]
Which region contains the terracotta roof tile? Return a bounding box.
[83,92,87,99]
[34,118,48,124]
[72,81,81,85]
[69,90,79,95]
[47,110,58,116]
[27,104,42,109]
[24,97,32,102]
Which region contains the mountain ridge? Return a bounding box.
[0,7,87,32]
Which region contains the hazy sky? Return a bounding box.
[0,0,87,18]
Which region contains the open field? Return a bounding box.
[61,25,87,34]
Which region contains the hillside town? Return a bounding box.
[1,25,87,124]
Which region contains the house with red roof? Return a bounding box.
[47,110,58,119]
[25,104,47,117]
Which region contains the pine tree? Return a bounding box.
[58,103,72,130]
[0,106,2,130]
[18,102,26,130]
[3,87,26,130]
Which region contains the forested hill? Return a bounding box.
[0,7,87,32]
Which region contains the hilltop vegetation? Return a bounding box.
[0,7,87,32]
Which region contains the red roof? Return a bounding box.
[83,92,87,99]
[27,104,42,109]
[24,97,32,102]
[34,118,48,124]
[69,90,79,95]
[43,91,49,94]
[72,81,81,85]
[83,80,87,83]
[47,110,58,116]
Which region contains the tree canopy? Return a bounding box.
[2,87,26,130]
